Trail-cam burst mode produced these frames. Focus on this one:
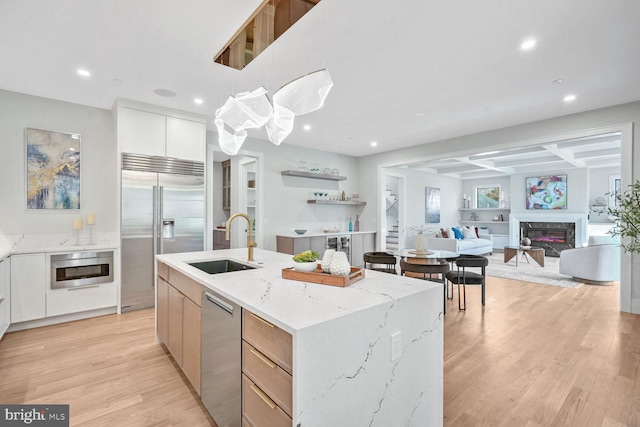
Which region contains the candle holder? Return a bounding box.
[74,229,81,246]
[87,224,96,245]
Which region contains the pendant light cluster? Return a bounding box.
[214,68,333,155]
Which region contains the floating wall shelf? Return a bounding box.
[307,200,366,206]
[281,170,347,181]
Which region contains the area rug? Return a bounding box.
[483,252,583,289]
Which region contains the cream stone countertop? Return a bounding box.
[0,233,118,262]
[277,230,376,238]
[156,247,436,334]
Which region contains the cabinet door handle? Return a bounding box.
[249,312,274,328]
[249,347,276,368]
[250,384,276,409]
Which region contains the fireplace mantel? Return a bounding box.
[509,213,588,248]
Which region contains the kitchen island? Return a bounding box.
[156,248,443,427]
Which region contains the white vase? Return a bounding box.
[321,249,335,273]
[294,261,318,272]
[414,232,428,254]
[329,251,351,276]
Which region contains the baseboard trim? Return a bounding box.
[7,307,117,332]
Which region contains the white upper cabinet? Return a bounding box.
[117,102,207,162]
[121,108,166,157]
[166,116,206,162]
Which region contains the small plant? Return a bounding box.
[293,250,319,263]
[606,179,640,253]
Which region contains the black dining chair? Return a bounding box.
[444,255,488,310]
[399,258,450,314]
[363,252,397,274]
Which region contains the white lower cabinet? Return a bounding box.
[46,283,117,317]
[11,253,46,323]
[0,258,10,339]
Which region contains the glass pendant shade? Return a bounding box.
[215,87,273,154]
[272,68,333,116]
[265,104,295,145]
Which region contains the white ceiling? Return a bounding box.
[1,0,639,158]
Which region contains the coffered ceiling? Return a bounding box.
[0,1,639,158]
[401,132,621,179]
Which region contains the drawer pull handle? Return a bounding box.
[250,384,276,409]
[67,284,100,291]
[250,347,276,368]
[249,312,275,328]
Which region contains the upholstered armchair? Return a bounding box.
[559,236,621,283]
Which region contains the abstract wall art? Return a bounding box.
[425,186,441,223]
[525,175,567,210]
[26,128,81,209]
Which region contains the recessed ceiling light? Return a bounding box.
[520,39,536,50]
[112,78,123,84]
[563,94,577,102]
[77,69,91,77]
[303,124,311,131]
[415,112,425,117]
[194,98,203,105]
[154,88,177,97]
[370,141,378,147]
[552,79,564,84]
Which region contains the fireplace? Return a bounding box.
[520,222,575,257]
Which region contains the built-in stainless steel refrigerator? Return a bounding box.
[121,153,205,312]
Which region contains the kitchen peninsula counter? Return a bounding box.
[156,248,443,426]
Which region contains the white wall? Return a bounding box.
[0,90,117,237]
[589,166,620,224]
[207,133,362,252]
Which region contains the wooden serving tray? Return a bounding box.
[281,266,365,287]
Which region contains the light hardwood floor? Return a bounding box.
[0,277,638,426]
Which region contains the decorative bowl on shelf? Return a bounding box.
[294,229,307,235]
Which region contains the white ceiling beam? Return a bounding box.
[541,143,585,167]
[469,146,546,160]
[573,148,621,159]
[493,155,564,168]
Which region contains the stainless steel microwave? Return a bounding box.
[50,251,114,289]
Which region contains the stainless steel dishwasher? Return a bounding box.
[201,290,242,427]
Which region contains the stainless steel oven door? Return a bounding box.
[50,251,114,289]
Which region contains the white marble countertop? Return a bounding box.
[156,248,436,334]
[0,233,118,262]
[276,230,376,238]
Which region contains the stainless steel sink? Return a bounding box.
[188,259,256,274]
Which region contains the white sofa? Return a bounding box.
[426,232,493,255]
[559,235,620,282]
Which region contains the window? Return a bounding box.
[474,185,501,209]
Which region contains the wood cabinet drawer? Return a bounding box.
[168,268,202,306]
[242,341,292,417]
[242,374,291,427]
[157,261,169,281]
[242,310,292,375]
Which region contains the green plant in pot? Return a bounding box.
[606,179,640,253]
[292,250,319,272]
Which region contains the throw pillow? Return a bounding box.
[475,226,480,238]
[462,226,478,240]
[447,227,455,239]
[452,227,464,240]
[440,228,449,238]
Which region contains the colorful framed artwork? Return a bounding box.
[474,184,501,209]
[425,186,440,223]
[26,128,81,209]
[525,175,567,210]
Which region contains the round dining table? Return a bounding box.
[387,249,460,280]
[387,249,459,261]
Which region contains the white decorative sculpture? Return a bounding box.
[321,249,335,273]
[329,251,351,276]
